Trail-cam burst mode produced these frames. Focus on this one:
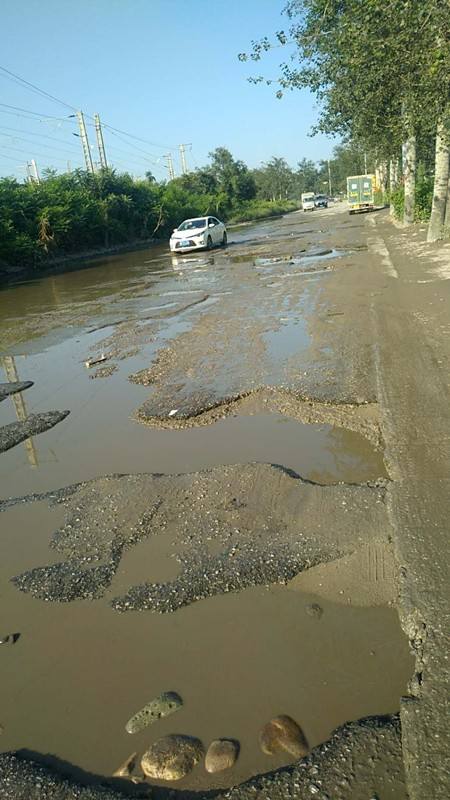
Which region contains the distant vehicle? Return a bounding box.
[301,192,315,211]
[314,194,328,208]
[169,216,227,252]
[347,174,375,213]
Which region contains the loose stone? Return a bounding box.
[113,752,137,778]
[0,633,20,645]
[260,715,309,758]
[125,691,183,734]
[205,739,239,773]
[141,734,204,780]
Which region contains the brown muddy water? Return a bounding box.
[1,499,413,791]
[0,209,412,792]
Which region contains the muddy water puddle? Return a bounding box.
[0,339,386,495]
[0,207,404,793]
[0,501,413,791]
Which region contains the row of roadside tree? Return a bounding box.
[240,0,450,242]
[0,143,366,273]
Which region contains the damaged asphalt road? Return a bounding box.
[1,205,448,798]
[5,464,388,609]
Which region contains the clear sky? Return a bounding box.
[0,0,336,182]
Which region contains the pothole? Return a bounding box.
[0,567,413,792]
[128,413,386,485]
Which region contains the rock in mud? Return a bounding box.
[125,691,183,733]
[89,364,117,379]
[260,715,309,758]
[0,633,20,645]
[141,734,204,780]
[0,410,70,453]
[205,739,239,773]
[0,382,33,402]
[305,602,323,619]
[112,752,137,778]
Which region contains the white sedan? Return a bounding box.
[169,216,227,253]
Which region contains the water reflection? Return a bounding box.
[1,356,38,467]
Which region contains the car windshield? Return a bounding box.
[315,195,326,200]
[178,219,206,231]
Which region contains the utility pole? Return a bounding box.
[94,113,108,169]
[165,153,175,181]
[31,159,40,183]
[179,143,191,175]
[364,152,368,175]
[327,159,332,196]
[26,159,40,184]
[76,110,94,173]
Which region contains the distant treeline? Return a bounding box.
[1,143,364,272]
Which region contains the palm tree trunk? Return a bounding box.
[403,133,416,225]
[427,119,450,242]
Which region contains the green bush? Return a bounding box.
[388,177,433,222]
[0,165,299,275]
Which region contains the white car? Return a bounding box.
[169,216,227,253]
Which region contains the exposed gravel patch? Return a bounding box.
[89,365,118,379]
[0,410,70,453]
[8,464,389,609]
[0,381,33,402]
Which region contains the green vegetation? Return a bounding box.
[0,143,365,275]
[241,1,450,241]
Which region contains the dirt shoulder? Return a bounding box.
[366,214,450,799]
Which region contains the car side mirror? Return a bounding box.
[208,222,214,227]
[173,228,178,232]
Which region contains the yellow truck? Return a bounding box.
[347,174,376,213]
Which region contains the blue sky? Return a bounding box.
[0,0,336,181]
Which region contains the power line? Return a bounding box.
[0,65,77,112]
[0,103,72,121]
[0,132,81,157]
[0,142,74,164]
[0,151,27,165]
[0,125,81,150]
[0,67,177,151]
[103,127,163,163]
[0,66,182,175]
[100,121,176,151]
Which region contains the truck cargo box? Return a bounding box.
[347,174,375,213]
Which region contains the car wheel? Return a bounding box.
[222,232,227,246]
[206,235,213,250]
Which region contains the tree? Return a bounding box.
[209,147,256,207]
[240,1,450,235]
[253,157,294,201]
[295,158,319,194]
